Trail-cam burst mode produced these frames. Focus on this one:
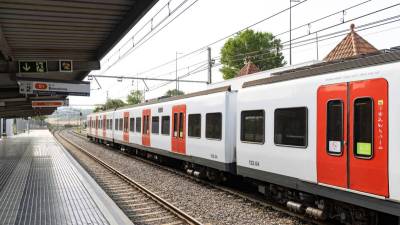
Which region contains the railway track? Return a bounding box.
[54,130,202,225]
[67,129,333,225]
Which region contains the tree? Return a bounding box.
[164,89,185,97]
[127,90,143,105]
[220,29,285,80]
[93,99,126,112]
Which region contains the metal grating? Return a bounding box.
[0,132,111,225]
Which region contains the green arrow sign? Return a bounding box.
[18,61,47,73]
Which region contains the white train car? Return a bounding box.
[87,110,113,143]
[86,50,400,223]
[236,50,400,219]
[110,86,237,174]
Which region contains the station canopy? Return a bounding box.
[0,0,158,118]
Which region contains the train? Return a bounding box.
[87,49,400,225]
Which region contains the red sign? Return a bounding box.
[34,83,48,90]
[32,101,64,108]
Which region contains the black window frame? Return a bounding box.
[205,112,222,140]
[353,97,374,159]
[151,116,160,134]
[114,119,118,130]
[188,114,201,138]
[135,117,141,133]
[161,116,170,135]
[240,110,265,144]
[119,118,123,131]
[274,107,308,148]
[129,118,135,132]
[326,100,344,156]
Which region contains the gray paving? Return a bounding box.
[0,130,133,225]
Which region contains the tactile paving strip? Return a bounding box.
[0,132,111,225]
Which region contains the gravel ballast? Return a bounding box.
[61,131,310,225]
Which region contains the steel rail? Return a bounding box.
[55,129,203,225]
[69,130,333,225]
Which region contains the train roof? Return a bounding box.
[93,85,231,114]
[243,47,400,88]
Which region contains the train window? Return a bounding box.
[123,117,128,132]
[206,113,222,140]
[152,116,159,134]
[130,118,135,132]
[274,107,307,147]
[179,113,184,138]
[115,119,118,130]
[161,116,170,135]
[327,100,343,155]
[173,113,178,137]
[136,117,141,132]
[188,114,201,138]
[143,116,150,134]
[119,118,123,131]
[354,98,373,158]
[241,110,264,144]
[109,119,112,130]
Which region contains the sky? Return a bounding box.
[68,0,400,109]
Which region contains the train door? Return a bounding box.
[142,109,150,146]
[317,78,388,197]
[123,112,129,143]
[89,117,92,134]
[171,104,186,154]
[103,115,106,138]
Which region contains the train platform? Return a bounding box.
[0,129,133,225]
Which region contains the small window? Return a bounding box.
[274,107,307,147]
[206,113,222,140]
[161,116,170,135]
[130,118,135,132]
[173,113,178,137]
[136,117,141,132]
[123,117,128,132]
[119,118,123,131]
[354,98,373,158]
[327,100,343,155]
[188,114,201,138]
[143,116,149,134]
[179,112,184,138]
[152,116,159,134]
[115,119,118,130]
[241,110,264,143]
[110,119,113,130]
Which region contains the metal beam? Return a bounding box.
[0,26,12,61]
[90,74,208,84]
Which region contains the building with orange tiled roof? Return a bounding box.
[236,57,260,77]
[324,24,378,62]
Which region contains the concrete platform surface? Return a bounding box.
[0,130,133,225]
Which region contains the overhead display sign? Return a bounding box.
[59,60,73,72]
[32,100,68,108]
[18,61,48,73]
[18,79,90,96]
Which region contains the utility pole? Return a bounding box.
[175,51,178,92]
[289,0,300,65]
[175,52,182,92]
[207,47,212,84]
[289,0,292,65]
